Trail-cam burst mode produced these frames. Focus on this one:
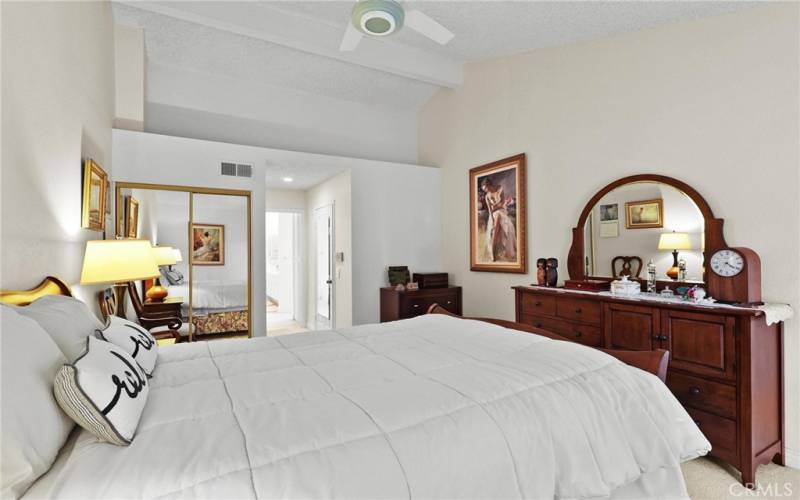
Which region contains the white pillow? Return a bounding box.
[1,305,74,499]
[98,316,158,375]
[54,336,149,446]
[16,295,104,363]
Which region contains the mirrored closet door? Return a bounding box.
[116,183,252,341]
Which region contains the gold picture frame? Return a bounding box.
[191,223,225,266]
[469,154,527,273]
[81,159,108,231]
[125,196,139,238]
[625,198,664,229]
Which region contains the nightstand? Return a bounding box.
[144,296,183,316]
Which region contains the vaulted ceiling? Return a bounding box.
[112,1,760,163]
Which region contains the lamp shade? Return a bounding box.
[151,245,177,266]
[80,239,160,284]
[658,232,692,251]
[172,248,183,263]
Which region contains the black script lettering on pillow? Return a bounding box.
[123,324,154,358]
[101,351,147,415]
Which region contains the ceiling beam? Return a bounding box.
[115,1,462,89]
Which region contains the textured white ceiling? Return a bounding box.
[264,1,762,62]
[113,3,439,109]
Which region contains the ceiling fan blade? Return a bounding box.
[404,10,454,45]
[339,22,363,51]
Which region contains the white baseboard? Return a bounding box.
[784,447,800,469]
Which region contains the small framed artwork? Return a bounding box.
[125,196,139,238]
[625,198,663,229]
[470,154,527,273]
[192,223,225,265]
[81,159,108,231]
[599,203,618,222]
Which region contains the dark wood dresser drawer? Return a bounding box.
[524,314,602,347]
[556,297,601,325]
[685,407,738,464]
[519,293,556,316]
[381,286,462,322]
[667,371,737,419]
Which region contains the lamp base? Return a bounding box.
[112,283,128,318]
[665,266,680,280]
[146,277,169,302]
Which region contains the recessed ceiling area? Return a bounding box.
[112,1,766,165]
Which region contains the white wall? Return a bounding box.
[1,1,115,310]
[419,4,799,466]
[112,130,267,337]
[114,23,145,131]
[145,64,419,164]
[306,171,352,329]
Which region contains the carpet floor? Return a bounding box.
[682,457,800,499]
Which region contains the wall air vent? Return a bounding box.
[236,163,253,178]
[221,162,237,176]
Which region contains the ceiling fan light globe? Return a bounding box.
[351,0,404,36]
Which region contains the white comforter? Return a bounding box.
[27,315,709,499]
[167,280,247,310]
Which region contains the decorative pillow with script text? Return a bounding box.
[54,336,149,445]
[98,316,158,375]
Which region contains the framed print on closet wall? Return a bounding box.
[81,159,108,231]
[469,153,527,273]
[192,223,225,266]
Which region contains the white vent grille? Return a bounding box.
[236,164,253,178]
[220,162,237,176]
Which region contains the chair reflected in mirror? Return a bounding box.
[612,255,643,278]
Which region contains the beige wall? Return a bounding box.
[1,1,115,308]
[265,189,307,211]
[419,4,800,466]
[306,171,352,329]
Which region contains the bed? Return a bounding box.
[3,277,710,499]
[166,280,248,336]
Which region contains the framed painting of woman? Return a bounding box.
[469,154,527,273]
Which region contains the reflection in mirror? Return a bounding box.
[584,182,704,281]
[191,193,250,339]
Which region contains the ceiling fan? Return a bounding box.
[339,0,454,51]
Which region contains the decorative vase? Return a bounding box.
[145,278,168,302]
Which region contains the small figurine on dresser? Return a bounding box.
[536,258,547,285]
[546,258,558,287]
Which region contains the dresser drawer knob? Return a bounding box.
[574,331,583,338]
[574,308,582,313]
[413,304,419,308]
[446,301,452,305]
[689,386,702,396]
[534,301,542,306]
[535,323,543,328]
[652,334,667,341]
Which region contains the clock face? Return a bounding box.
[710,249,744,277]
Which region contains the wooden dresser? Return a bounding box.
[514,285,783,485]
[380,286,462,322]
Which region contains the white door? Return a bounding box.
[314,204,334,329]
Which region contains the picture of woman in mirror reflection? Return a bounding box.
[193,231,216,260]
[480,177,517,262]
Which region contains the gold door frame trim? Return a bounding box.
[115,181,253,340]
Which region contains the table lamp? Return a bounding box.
[172,248,183,268]
[147,246,177,302]
[80,239,160,317]
[658,231,692,280]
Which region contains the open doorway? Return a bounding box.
[266,211,307,336]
